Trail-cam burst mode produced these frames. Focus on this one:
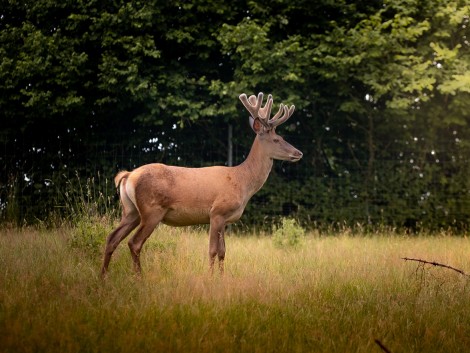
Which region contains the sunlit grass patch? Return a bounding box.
[1,227,470,352]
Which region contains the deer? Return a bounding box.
[101,92,303,277]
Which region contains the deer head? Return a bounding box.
[239,92,303,162]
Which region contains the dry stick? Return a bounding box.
[402,257,470,278]
[374,339,392,353]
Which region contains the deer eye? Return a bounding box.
[273,138,280,143]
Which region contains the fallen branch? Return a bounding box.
[374,339,392,353]
[402,257,470,278]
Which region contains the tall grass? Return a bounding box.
[46,172,118,254]
[1,226,470,353]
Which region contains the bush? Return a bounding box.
[59,173,117,255]
[272,217,305,249]
[69,217,111,255]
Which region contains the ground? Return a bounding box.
[1,226,469,353]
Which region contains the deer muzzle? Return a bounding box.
[289,149,303,162]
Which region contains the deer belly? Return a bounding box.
[162,207,211,226]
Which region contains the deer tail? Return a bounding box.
[114,170,130,189]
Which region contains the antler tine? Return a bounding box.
[259,94,273,122]
[239,92,264,119]
[269,104,295,128]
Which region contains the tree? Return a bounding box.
[1,0,469,230]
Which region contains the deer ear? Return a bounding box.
[250,117,265,134]
[249,115,255,130]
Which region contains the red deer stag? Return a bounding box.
[101,92,303,276]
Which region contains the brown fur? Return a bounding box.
[114,170,130,188]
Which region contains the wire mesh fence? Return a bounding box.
[2,125,470,232]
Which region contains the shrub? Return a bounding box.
[272,217,305,249]
[69,217,111,255]
[59,172,117,255]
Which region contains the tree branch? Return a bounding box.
[374,339,392,353]
[402,257,470,278]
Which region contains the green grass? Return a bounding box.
[1,225,470,353]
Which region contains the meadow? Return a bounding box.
[1,224,470,353]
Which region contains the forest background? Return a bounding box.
[1,0,469,232]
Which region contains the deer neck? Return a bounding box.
[236,135,273,197]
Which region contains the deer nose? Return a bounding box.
[290,149,303,162]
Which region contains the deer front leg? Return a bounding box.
[209,216,226,275]
[218,227,226,275]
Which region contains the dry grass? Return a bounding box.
[1,226,470,352]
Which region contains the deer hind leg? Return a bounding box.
[101,214,140,277]
[209,216,226,275]
[101,184,140,277]
[128,209,165,274]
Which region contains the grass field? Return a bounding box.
[1,225,470,352]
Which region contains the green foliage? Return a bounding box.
[1,0,470,232]
[273,218,305,249]
[69,217,109,255]
[55,172,116,254]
